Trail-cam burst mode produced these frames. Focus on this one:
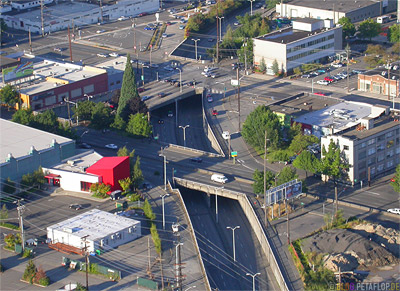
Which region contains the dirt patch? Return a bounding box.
[302,228,399,272]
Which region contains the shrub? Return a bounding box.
[150,223,161,254]
[22,259,36,283]
[34,266,50,286]
[4,233,21,249]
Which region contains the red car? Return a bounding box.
[314,92,326,96]
[391,176,396,183]
[324,76,334,82]
[139,12,148,17]
[212,109,218,116]
[138,88,145,93]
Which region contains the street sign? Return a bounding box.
[231,79,239,86]
[231,151,237,157]
[141,75,144,81]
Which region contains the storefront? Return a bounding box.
[45,173,61,187]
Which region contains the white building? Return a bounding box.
[321,111,400,184]
[253,18,342,75]
[11,0,53,11]
[2,0,159,34]
[47,209,141,253]
[276,0,397,24]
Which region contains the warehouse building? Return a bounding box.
[276,0,397,24]
[358,63,400,98]
[321,110,399,184]
[0,118,75,181]
[47,209,141,253]
[253,18,342,75]
[1,0,159,34]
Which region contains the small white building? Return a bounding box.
[253,18,342,75]
[47,209,141,253]
[11,0,53,11]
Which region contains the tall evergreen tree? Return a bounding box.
[117,54,139,119]
[132,156,144,190]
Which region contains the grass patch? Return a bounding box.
[0,222,19,230]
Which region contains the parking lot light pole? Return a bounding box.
[248,0,255,16]
[179,125,190,147]
[177,68,182,92]
[226,226,240,262]
[246,272,261,291]
[191,38,200,61]
[161,193,170,230]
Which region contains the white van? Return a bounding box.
[211,174,228,184]
[377,16,389,23]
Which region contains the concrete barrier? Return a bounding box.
[202,101,225,157]
[168,144,223,158]
[167,181,211,291]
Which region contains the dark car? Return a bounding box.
[158,119,164,124]
[190,157,202,163]
[139,12,148,17]
[69,204,83,210]
[79,143,91,149]
[158,92,166,98]
[110,190,122,200]
[138,88,145,93]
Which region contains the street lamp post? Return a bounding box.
[161,193,170,230]
[176,68,182,92]
[178,125,190,147]
[248,0,255,16]
[191,38,200,61]
[84,94,93,101]
[217,16,224,41]
[64,99,78,125]
[159,147,167,190]
[215,186,223,223]
[226,226,240,262]
[246,272,261,291]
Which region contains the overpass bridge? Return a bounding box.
[173,177,303,291]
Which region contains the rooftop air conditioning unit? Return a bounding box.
[67,160,75,166]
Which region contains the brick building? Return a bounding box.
[358,64,400,98]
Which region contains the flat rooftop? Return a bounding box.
[360,62,400,81]
[281,0,378,13]
[47,209,140,241]
[52,151,103,173]
[294,101,387,132]
[18,60,106,96]
[257,26,333,44]
[96,56,127,74]
[270,94,340,117]
[9,2,98,23]
[339,114,400,140]
[0,119,73,163]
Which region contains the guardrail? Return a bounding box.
[168,143,223,158]
[167,181,211,291]
[173,177,291,291]
[202,99,226,157]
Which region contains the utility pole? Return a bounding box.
[243,38,248,75]
[175,242,184,291]
[216,0,219,63]
[68,26,73,62]
[28,28,32,53]
[82,235,89,291]
[335,182,338,217]
[346,44,350,93]
[99,0,104,24]
[150,45,153,66]
[16,200,25,252]
[133,18,136,55]
[286,198,290,245]
[137,41,141,74]
[237,67,241,131]
[387,58,391,100]
[263,129,268,228]
[217,16,224,41]
[40,0,44,37]
[66,97,72,126]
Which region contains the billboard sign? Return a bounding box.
[2,62,33,82]
[265,179,302,206]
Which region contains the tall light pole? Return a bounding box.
[215,186,223,223]
[177,68,182,92]
[179,125,190,147]
[217,16,224,41]
[226,226,240,262]
[161,193,170,230]
[263,130,269,227]
[248,0,255,16]
[192,38,200,61]
[246,272,261,291]
[84,94,93,101]
[345,44,350,93]
[64,98,79,125]
[159,147,167,190]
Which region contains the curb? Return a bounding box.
[50,191,109,203]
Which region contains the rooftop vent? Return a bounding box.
[67,160,75,166]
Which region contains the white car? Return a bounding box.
[141,96,151,101]
[317,80,329,85]
[118,16,127,21]
[222,131,230,140]
[331,63,343,68]
[387,208,400,215]
[105,144,118,149]
[96,29,106,34]
[109,52,119,57]
[162,33,168,38]
[97,53,108,58]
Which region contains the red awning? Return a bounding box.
[45,174,61,179]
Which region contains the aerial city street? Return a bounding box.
[0,0,399,290]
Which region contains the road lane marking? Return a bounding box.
[363,190,380,196]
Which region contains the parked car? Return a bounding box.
[158,92,166,98]
[105,144,118,149]
[314,92,326,96]
[179,25,185,30]
[97,53,108,58]
[138,88,145,93]
[144,26,152,30]
[301,74,311,78]
[164,66,174,71]
[96,29,106,34]
[79,142,92,149]
[190,157,203,163]
[168,110,173,117]
[110,190,122,200]
[109,52,119,57]
[208,38,214,42]
[158,119,164,124]
[212,109,218,116]
[207,94,213,102]
[324,76,334,82]
[118,16,127,21]
[234,22,239,26]
[54,47,66,52]
[331,62,343,68]
[162,33,168,38]
[150,63,159,68]
[166,21,172,26]
[142,182,153,190]
[138,12,148,17]
[317,80,329,85]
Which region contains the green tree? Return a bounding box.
[390,164,400,192]
[34,266,50,286]
[338,17,356,39]
[0,19,7,35]
[117,54,139,119]
[72,100,95,122]
[12,109,34,125]
[292,150,319,177]
[358,18,381,40]
[143,199,156,220]
[119,177,132,194]
[0,84,19,108]
[272,59,279,75]
[289,134,319,154]
[0,204,8,220]
[318,139,349,184]
[252,169,275,195]
[89,183,111,198]
[126,113,152,137]
[392,42,400,55]
[363,44,386,68]
[293,67,301,76]
[259,57,266,72]
[32,110,59,133]
[33,167,45,187]
[388,24,400,43]
[4,233,21,249]
[90,102,112,129]
[288,122,302,141]
[117,146,129,157]
[132,156,144,190]
[22,259,36,283]
[111,114,126,131]
[3,178,16,194]
[276,166,298,186]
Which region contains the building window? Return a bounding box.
[358,161,366,170]
[386,150,394,158]
[367,138,375,145]
[386,160,394,168]
[367,148,375,156]
[71,88,82,98]
[359,142,366,149]
[80,181,92,192]
[83,84,94,94]
[377,164,384,172]
[377,134,385,142]
[116,80,121,84]
[370,167,376,175]
[377,154,384,162]
[396,146,400,154]
[358,151,366,159]
[386,131,393,138]
[377,143,385,152]
[367,157,375,166]
[343,145,349,150]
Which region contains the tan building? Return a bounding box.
[358,64,400,98]
[321,110,400,184]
